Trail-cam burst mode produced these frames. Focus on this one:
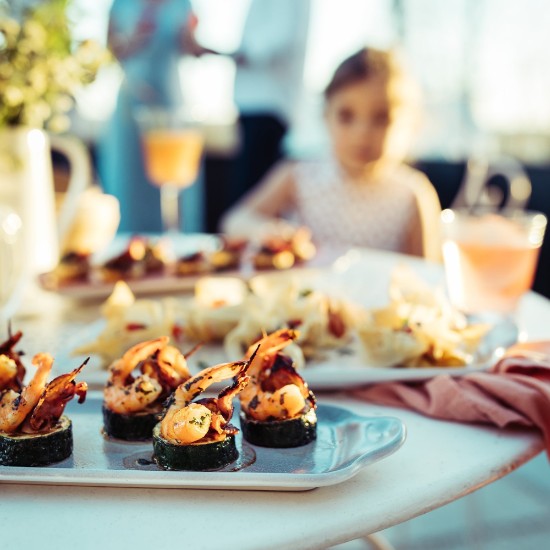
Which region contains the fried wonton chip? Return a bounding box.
[357,265,490,368]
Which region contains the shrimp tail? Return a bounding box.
[0,329,23,355]
[24,358,89,433]
[217,367,250,420]
[183,342,203,359]
[121,337,169,372]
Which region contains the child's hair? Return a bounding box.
[324,47,420,112]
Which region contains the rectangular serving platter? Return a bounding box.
[0,394,405,491]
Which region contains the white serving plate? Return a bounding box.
[59,246,517,390]
[297,320,517,390]
[0,395,405,492]
[80,348,495,391]
[75,326,510,391]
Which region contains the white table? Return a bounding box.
[1,249,549,550]
[0,397,543,550]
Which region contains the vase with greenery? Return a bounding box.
[0,0,108,132]
[0,0,109,274]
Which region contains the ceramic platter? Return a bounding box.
[0,394,405,492]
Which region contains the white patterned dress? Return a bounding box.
[291,159,440,255]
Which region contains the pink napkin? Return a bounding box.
[350,341,550,458]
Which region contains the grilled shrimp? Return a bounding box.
[104,337,191,414]
[160,360,250,444]
[103,338,167,414]
[239,329,297,405]
[141,342,192,392]
[23,359,88,433]
[249,384,306,419]
[239,330,315,421]
[242,329,298,386]
[0,353,53,433]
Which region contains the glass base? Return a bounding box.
[466,312,520,360]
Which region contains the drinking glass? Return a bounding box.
[441,207,547,330]
[136,107,204,234]
[0,206,24,323]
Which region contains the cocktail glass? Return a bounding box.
[441,207,547,339]
[136,107,204,235]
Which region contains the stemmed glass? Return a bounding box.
[136,106,204,235]
[440,207,547,350]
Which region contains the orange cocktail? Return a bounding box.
[142,129,204,188]
[441,209,547,314]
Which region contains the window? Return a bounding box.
[71,0,550,163]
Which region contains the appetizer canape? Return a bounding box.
[356,265,491,368]
[0,347,88,467]
[143,240,170,275]
[252,227,316,271]
[175,251,211,276]
[153,358,251,471]
[100,236,167,282]
[239,329,317,448]
[103,337,191,441]
[50,251,92,284]
[288,227,316,263]
[252,236,296,270]
[209,236,248,272]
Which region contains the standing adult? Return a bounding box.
[97,0,197,232]
[226,0,311,207]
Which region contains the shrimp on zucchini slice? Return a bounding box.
[154,358,251,471]
[238,329,317,448]
[102,337,192,441]
[0,353,88,467]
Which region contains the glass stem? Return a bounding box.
[160,184,181,234]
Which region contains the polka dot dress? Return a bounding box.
[292,159,422,251]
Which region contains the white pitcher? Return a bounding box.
[0,126,91,275]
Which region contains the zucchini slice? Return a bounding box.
[102,405,160,441]
[0,416,73,467]
[152,424,238,471]
[239,408,317,448]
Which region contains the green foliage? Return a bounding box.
[0,0,109,130]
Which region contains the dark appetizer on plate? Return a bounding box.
[251,228,316,271]
[51,251,92,284]
[100,236,168,282]
[252,236,296,270]
[209,236,248,272]
[239,329,317,448]
[153,357,251,471]
[39,251,92,290]
[103,336,191,440]
[175,251,211,277]
[0,333,88,467]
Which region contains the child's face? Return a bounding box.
[325,77,395,174]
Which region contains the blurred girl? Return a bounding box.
[220,47,441,260]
